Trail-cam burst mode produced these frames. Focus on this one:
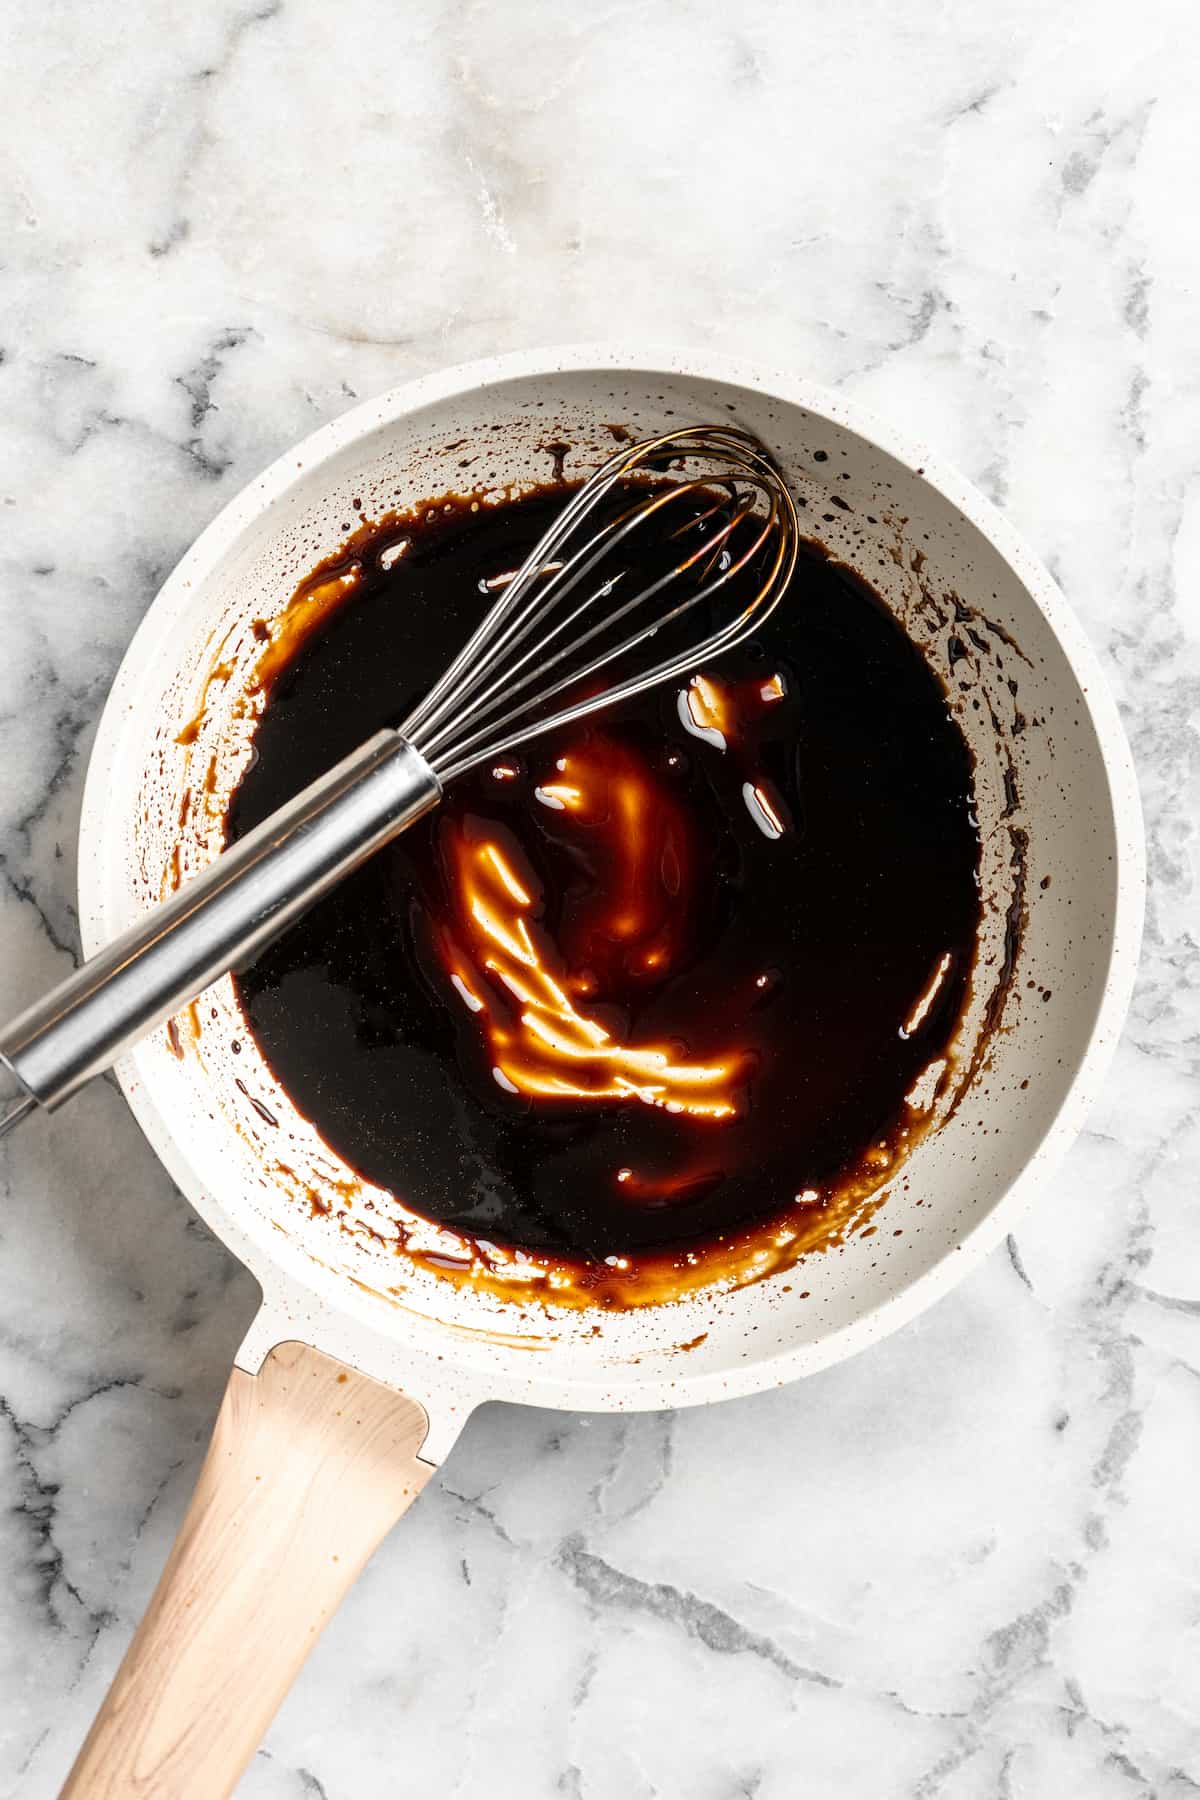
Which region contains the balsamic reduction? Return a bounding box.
[230,487,981,1271]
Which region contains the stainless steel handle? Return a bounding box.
[0,730,440,1117]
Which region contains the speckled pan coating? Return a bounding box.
[75,346,1144,1464]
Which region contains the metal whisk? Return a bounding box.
[0,424,798,1133]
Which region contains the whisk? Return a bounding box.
[0,424,798,1134]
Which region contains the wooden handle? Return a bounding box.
[61,1341,433,1799]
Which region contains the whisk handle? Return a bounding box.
[0,731,440,1121]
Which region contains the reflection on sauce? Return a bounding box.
[680,673,733,747]
[901,952,954,1040]
[528,739,693,984]
[742,780,788,840]
[441,752,743,1118]
[678,670,787,749]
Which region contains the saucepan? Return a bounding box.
[56,347,1143,1795]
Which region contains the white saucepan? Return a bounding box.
[59,347,1143,1796]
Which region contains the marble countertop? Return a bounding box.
[2,2,1198,1794]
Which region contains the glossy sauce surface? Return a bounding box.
[230,487,981,1274]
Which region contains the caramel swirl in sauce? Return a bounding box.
[441,741,744,1119]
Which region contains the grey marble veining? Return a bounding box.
[1,1,1198,1794]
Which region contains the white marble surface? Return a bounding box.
[1,1,1197,1794]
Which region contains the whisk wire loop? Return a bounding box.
[427,499,777,774]
[417,478,757,761]
[404,424,799,783]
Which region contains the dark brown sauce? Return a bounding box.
[229,487,982,1285]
